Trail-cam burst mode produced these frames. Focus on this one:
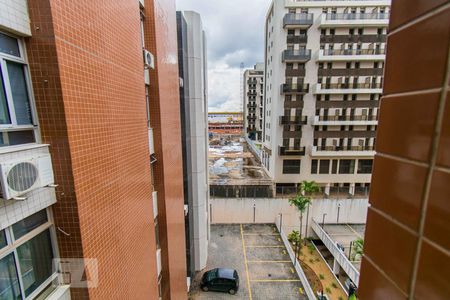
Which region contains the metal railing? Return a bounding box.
[282,49,312,62]
[279,146,306,156]
[322,48,386,56]
[320,82,382,89]
[280,115,308,125]
[283,13,314,27]
[315,145,375,151]
[318,115,378,121]
[281,83,310,93]
[325,13,390,20]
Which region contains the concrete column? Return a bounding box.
[325,183,331,196]
[333,258,340,275]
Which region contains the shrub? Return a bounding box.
[315,258,320,262]
[288,230,301,245]
[338,297,344,300]
[325,287,332,294]
[319,274,325,280]
[331,282,338,289]
[309,258,314,264]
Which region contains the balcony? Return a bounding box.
[283,131,302,139]
[247,103,257,109]
[316,100,380,109]
[318,68,384,77]
[312,115,378,125]
[281,83,310,94]
[313,83,383,94]
[287,34,308,44]
[311,145,375,157]
[283,13,314,28]
[280,116,308,125]
[320,34,387,44]
[320,13,390,27]
[279,146,306,156]
[285,68,306,77]
[282,49,312,63]
[284,100,304,109]
[317,48,386,62]
[247,91,257,96]
[148,128,155,155]
[314,130,377,139]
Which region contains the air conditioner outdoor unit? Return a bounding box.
[143,49,155,69]
[0,154,54,200]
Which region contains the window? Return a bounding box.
[283,160,301,174]
[311,160,318,174]
[0,32,37,146]
[0,210,57,299]
[319,160,330,174]
[12,210,48,239]
[331,160,338,174]
[339,159,355,174]
[358,159,373,174]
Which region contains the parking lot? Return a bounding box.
[189,224,307,300]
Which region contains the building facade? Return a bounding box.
[0,0,187,299]
[262,0,390,197]
[243,63,264,142]
[177,11,209,281]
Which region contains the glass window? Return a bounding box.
[339,159,355,174]
[0,33,20,57]
[358,159,373,174]
[283,160,301,174]
[331,160,338,174]
[0,68,10,124]
[319,160,330,174]
[12,210,48,240]
[6,62,33,125]
[0,253,22,300]
[17,230,54,297]
[311,160,318,174]
[0,230,6,249]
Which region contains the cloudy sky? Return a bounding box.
[176,0,271,112]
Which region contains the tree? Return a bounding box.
[299,181,320,245]
[352,238,364,261]
[289,194,310,258]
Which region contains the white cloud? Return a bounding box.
[176,0,270,112]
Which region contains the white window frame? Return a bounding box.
[0,208,60,300]
[0,31,40,144]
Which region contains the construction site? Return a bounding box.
[208,134,274,198]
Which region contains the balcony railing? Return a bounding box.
[283,131,302,139]
[318,68,384,77]
[280,116,308,125]
[247,91,257,96]
[282,49,312,62]
[314,130,377,138]
[285,68,306,77]
[279,146,306,156]
[318,115,378,121]
[281,83,310,94]
[287,34,308,44]
[316,100,380,109]
[325,13,390,20]
[320,34,387,44]
[283,13,314,28]
[322,48,386,56]
[320,82,382,89]
[315,145,375,151]
[247,103,257,109]
[284,100,304,109]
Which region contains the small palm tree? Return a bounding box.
[298,181,320,245]
[289,194,311,249]
[352,238,364,261]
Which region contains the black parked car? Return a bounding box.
[200,268,239,295]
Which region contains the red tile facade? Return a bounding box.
[25,0,172,298]
[359,1,450,299]
[142,0,188,299]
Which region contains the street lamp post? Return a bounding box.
[322,213,327,228]
[337,203,341,224]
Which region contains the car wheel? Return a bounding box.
[201,286,208,292]
[229,289,236,295]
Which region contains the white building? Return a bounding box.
[243,63,264,142]
[262,0,390,197]
[177,11,210,280]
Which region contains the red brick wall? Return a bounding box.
[143,0,188,299]
[27,0,159,299]
[359,1,450,299]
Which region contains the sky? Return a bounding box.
[176,0,271,112]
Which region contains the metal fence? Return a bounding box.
[209,185,273,198]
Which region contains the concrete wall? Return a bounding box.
[210,197,368,235]
[0,0,31,36]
